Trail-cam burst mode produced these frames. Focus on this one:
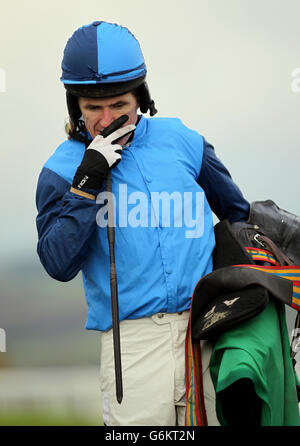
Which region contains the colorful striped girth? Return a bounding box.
[241,247,300,312]
[185,318,207,426]
[185,246,300,426]
[245,247,279,265]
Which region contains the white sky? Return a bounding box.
[0,0,300,264]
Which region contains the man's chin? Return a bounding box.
[116,135,130,147]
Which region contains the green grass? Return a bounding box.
[0,410,103,426]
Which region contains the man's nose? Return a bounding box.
[99,108,114,128]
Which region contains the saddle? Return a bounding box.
[190,200,300,400]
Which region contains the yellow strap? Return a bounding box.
[70,187,96,201]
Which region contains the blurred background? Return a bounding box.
[0,0,299,425]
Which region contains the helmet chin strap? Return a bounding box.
[137,81,157,116]
[149,100,158,116]
[77,119,92,147]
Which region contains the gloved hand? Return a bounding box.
[72,124,135,191]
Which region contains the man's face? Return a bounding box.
[78,92,139,144]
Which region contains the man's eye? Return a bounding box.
[113,103,125,109]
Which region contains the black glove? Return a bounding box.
[72,123,135,191]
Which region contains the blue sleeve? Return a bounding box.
[197,138,250,222]
[36,167,101,282]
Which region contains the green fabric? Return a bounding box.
[209,300,300,426]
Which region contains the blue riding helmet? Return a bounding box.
[61,21,157,136]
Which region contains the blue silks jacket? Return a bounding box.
[36,116,249,331]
